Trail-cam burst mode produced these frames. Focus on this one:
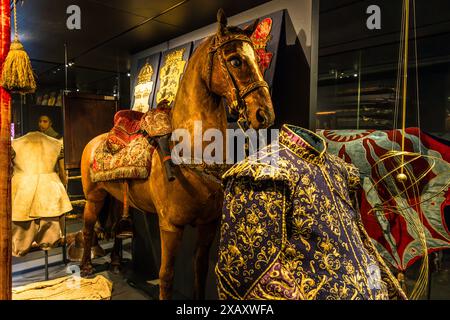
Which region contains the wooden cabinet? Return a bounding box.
[63,93,118,169]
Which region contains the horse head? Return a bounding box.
[203,9,275,130]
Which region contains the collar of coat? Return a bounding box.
[279,124,327,165]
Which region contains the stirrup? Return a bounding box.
[118,180,133,238]
[116,217,133,239]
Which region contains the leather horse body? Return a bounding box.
[80,10,275,300]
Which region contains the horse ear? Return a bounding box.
[217,8,227,36]
[243,18,260,37]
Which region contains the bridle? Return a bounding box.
[203,34,269,130]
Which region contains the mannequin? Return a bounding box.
[11,131,72,256]
[37,115,66,185]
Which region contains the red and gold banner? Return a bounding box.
[0,0,11,300]
[250,17,273,75]
[318,128,450,272]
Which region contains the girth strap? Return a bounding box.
[122,180,129,219]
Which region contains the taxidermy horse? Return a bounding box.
[79,9,275,300]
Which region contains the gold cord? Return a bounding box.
[370,0,439,300]
[13,0,18,41]
[356,51,362,130]
[413,0,422,154]
[400,0,410,173]
[392,0,406,150]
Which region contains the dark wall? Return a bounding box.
[22,105,64,136]
[272,11,311,129]
[418,65,448,133]
[63,93,118,169]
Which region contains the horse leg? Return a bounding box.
[110,237,122,274]
[80,196,106,276]
[159,227,184,300]
[193,220,218,300]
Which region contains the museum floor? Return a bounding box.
[12,239,151,300]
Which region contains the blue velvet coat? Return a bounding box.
[215,124,406,300]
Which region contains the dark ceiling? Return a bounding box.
[16,0,270,90]
[21,0,450,93]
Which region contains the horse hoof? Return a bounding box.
[80,263,95,277]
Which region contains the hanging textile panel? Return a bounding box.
[152,42,192,108]
[131,52,161,113]
[0,0,11,300]
[317,128,450,271]
[238,10,283,88]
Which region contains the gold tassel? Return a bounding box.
[0,0,36,94]
[397,272,408,295]
[1,40,36,94]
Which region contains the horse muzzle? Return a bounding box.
[256,108,274,128]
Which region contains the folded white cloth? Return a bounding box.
[12,275,113,300]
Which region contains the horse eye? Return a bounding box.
[229,58,242,68]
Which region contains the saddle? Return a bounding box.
[91,106,173,183]
[105,110,145,153]
[91,110,155,183]
[91,106,174,237]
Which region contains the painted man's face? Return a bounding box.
[38,116,51,131]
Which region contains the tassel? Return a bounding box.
[0,0,36,94]
[397,272,408,295]
[0,40,36,94]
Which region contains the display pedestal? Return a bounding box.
[44,250,49,281]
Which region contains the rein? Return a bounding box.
[204,34,269,131]
[179,162,232,185]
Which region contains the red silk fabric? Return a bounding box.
[0,0,11,300]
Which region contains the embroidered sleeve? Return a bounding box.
[355,215,408,300]
[216,177,289,300]
[345,162,361,190]
[329,154,361,191]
